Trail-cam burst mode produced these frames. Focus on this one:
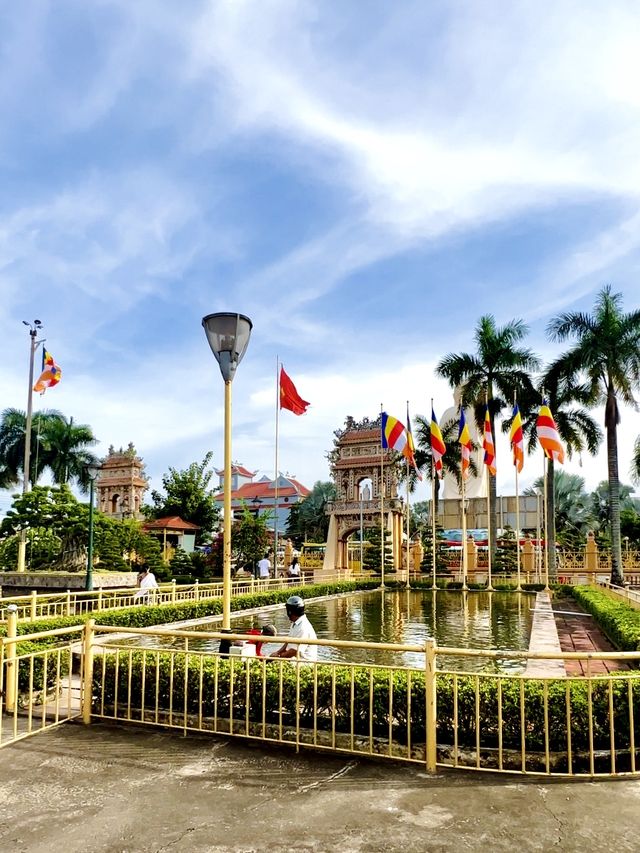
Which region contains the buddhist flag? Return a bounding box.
[458,409,473,481]
[406,405,422,480]
[510,403,524,473]
[381,412,408,455]
[279,366,309,415]
[33,349,62,394]
[536,400,565,464]
[482,406,496,476]
[430,408,446,478]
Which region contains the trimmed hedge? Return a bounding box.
[569,586,640,651]
[93,651,640,759]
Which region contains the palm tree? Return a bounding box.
[505,375,602,578]
[0,408,63,487]
[436,316,540,559]
[547,286,640,584]
[632,436,640,486]
[41,414,99,492]
[0,409,98,493]
[524,471,595,546]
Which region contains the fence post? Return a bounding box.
[81,619,95,725]
[5,605,18,713]
[65,590,72,617]
[171,579,176,604]
[30,590,37,622]
[424,637,437,773]
[97,588,103,611]
[194,580,200,602]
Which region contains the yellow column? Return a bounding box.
[5,605,18,713]
[424,637,437,773]
[30,590,37,622]
[222,379,232,629]
[585,532,598,582]
[82,619,95,725]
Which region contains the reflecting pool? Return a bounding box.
[114,589,535,672]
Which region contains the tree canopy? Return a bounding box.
[146,452,219,540]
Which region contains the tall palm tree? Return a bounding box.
[505,375,602,578]
[524,471,595,546]
[0,408,63,487]
[547,286,640,584]
[0,409,98,493]
[436,316,540,559]
[41,414,99,492]
[632,436,640,486]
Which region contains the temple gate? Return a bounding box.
[321,415,404,573]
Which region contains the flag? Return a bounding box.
[430,408,446,478]
[458,409,473,481]
[482,406,496,476]
[510,403,524,473]
[536,400,565,463]
[406,405,422,480]
[279,366,309,415]
[381,412,408,454]
[33,349,62,394]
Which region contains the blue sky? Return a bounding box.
[2,0,640,516]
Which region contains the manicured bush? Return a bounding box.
[570,586,640,651]
[93,650,640,758]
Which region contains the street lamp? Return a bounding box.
[85,463,101,591]
[202,312,253,629]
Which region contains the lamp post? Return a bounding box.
[202,312,253,630]
[85,463,100,591]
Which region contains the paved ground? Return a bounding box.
[553,596,627,675]
[0,723,639,853]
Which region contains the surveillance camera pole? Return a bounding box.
[17,321,42,573]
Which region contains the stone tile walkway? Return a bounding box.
[552,596,628,676]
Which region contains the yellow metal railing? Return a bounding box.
[0,571,355,624]
[84,623,640,778]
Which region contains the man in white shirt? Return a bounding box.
[134,568,159,601]
[258,554,271,580]
[270,595,317,662]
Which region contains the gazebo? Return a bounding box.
[142,516,200,561]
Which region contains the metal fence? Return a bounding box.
[85,623,640,778]
[0,572,355,623]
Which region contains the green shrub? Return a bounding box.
[92,651,640,757]
[570,586,640,651]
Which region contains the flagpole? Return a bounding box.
[461,470,468,591]
[274,357,280,578]
[17,324,40,573]
[543,451,550,590]
[485,392,493,591]
[514,393,522,591]
[380,403,385,590]
[405,401,411,590]
[431,401,437,591]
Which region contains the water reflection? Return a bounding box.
[115,590,534,673]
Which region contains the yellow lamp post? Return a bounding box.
[202,312,253,629]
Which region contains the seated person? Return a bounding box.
[270,596,317,662]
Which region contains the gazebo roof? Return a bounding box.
[143,516,200,531]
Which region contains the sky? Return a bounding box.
[1,0,640,518]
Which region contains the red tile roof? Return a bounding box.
[143,516,200,531]
[213,479,311,502]
[214,464,256,479]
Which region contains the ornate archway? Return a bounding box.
[321,415,404,573]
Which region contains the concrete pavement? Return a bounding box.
[0,723,638,852]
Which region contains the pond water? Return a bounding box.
[114,589,535,673]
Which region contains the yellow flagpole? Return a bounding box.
[405,401,411,590]
[274,356,280,577]
[485,391,493,591]
[380,404,385,589]
[431,401,437,590]
[514,393,521,591]
[461,406,468,590]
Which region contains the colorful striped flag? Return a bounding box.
[430,408,446,478]
[405,405,422,480]
[482,406,496,476]
[381,412,408,455]
[536,400,565,463]
[33,349,62,394]
[458,409,473,481]
[510,403,524,473]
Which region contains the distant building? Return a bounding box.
[213,464,310,531]
[96,443,148,520]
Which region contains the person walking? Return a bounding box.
[133,567,159,602]
[258,553,271,582]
